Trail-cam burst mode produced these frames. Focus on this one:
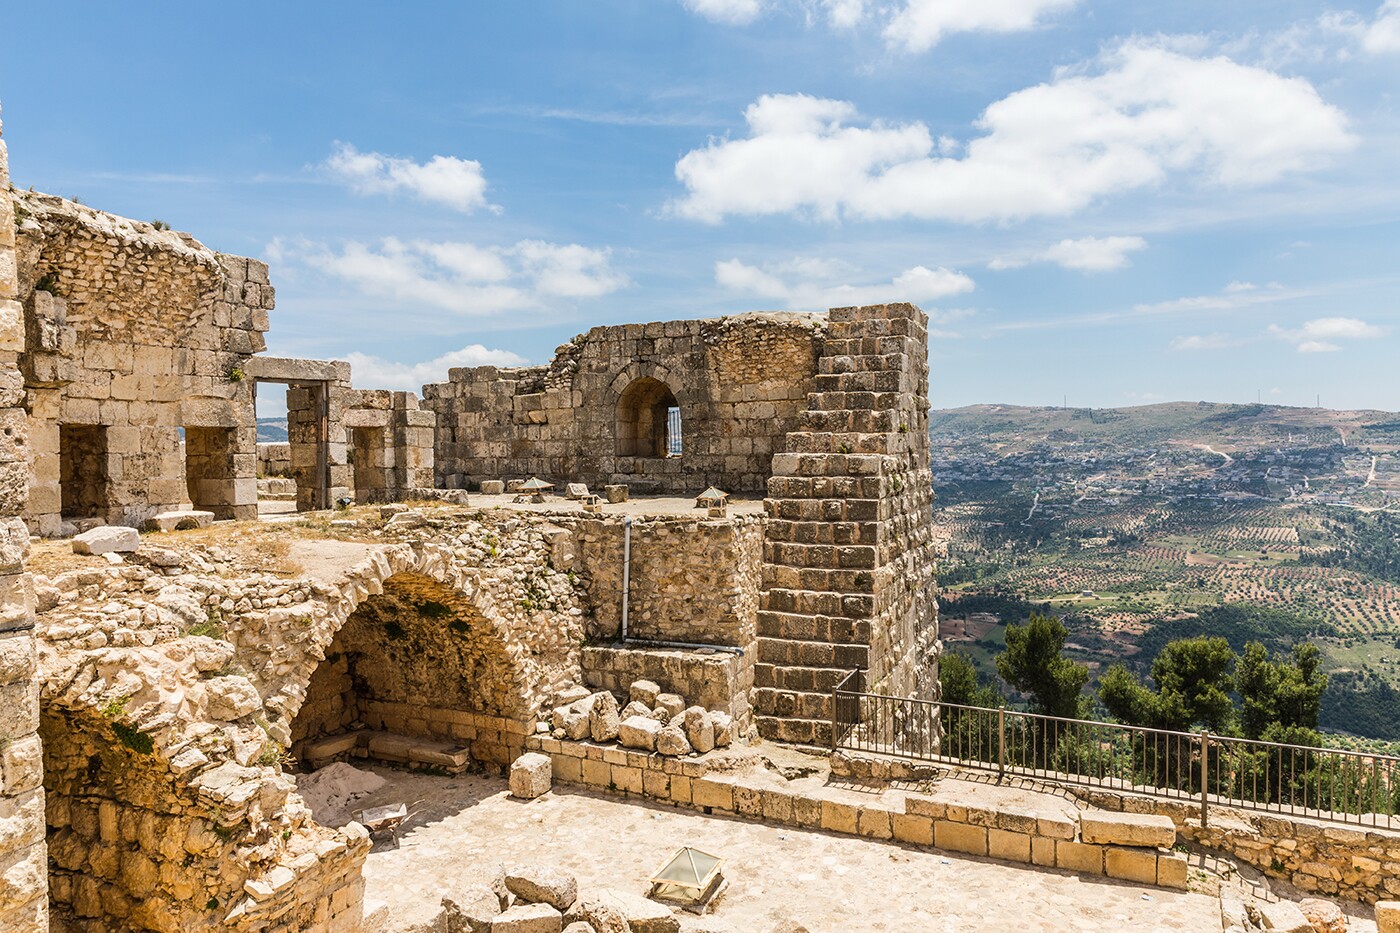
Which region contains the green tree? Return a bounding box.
[939,652,1000,708]
[1236,641,1328,740]
[994,613,1089,718]
[1099,636,1238,733]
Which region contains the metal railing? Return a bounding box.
[831,678,1400,829]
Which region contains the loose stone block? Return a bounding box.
[603,485,628,503]
[1376,901,1400,933]
[71,526,140,555]
[509,753,553,799]
[505,865,577,910]
[481,480,505,495]
[145,510,214,532]
[618,715,662,752]
[1157,852,1189,890]
[492,902,563,933]
[1079,811,1175,848]
[629,681,661,707]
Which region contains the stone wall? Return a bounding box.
[14,193,273,530]
[570,514,764,647]
[257,443,292,478]
[755,303,941,745]
[342,389,435,504]
[0,101,48,932]
[423,312,824,494]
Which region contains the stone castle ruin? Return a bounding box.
[3,102,1395,933]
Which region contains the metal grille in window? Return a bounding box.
[667,407,682,457]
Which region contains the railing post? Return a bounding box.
[831,678,840,753]
[1200,729,1210,829]
[998,706,1006,781]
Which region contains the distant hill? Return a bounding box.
[257,418,288,443]
[931,402,1400,453]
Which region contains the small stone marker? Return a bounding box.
[72,525,140,555]
[565,482,590,499]
[603,484,628,503]
[509,753,553,799]
[480,480,505,495]
[145,509,215,532]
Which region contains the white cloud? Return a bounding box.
[991,235,1146,272]
[1170,333,1236,351]
[884,0,1078,52]
[682,0,765,25]
[1269,317,1387,352]
[822,0,867,28]
[344,345,529,393]
[322,142,495,213]
[714,257,974,310]
[1365,0,1400,51]
[266,236,628,316]
[671,41,1355,224]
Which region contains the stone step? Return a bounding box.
[756,609,871,644]
[752,686,835,720]
[756,635,869,669]
[754,713,831,747]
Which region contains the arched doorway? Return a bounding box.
[615,377,681,458]
[289,572,529,774]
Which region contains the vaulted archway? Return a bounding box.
[615,376,681,459]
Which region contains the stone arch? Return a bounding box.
[269,543,539,774]
[614,376,682,458]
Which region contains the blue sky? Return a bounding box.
[2,1,1398,410]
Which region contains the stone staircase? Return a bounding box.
[754,303,940,745]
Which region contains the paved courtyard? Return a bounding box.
[352,769,1225,932]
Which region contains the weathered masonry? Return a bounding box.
[0,102,49,933]
[423,312,825,495]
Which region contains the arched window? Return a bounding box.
[616,377,682,458]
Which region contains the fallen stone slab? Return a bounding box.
[146,509,215,532]
[592,890,678,933]
[505,865,578,911]
[565,483,590,500]
[441,883,502,933]
[480,480,506,495]
[1078,811,1175,848]
[564,895,628,933]
[72,525,140,555]
[1299,899,1347,933]
[656,723,692,757]
[1255,900,1312,933]
[603,484,628,503]
[588,692,620,743]
[1377,901,1400,933]
[683,707,715,754]
[509,753,553,799]
[655,693,686,719]
[619,715,663,752]
[491,902,562,933]
[629,680,661,707]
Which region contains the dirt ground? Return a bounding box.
[346,768,1225,933]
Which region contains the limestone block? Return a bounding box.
[1376,902,1400,933]
[1256,900,1312,933]
[588,692,620,743]
[200,676,263,721]
[441,883,502,932]
[682,707,715,754]
[562,923,598,933]
[1,734,43,796]
[505,865,577,910]
[1079,812,1175,848]
[655,694,686,719]
[603,485,628,503]
[656,723,692,757]
[564,483,589,500]
[589,890,678,933]
[1299,899,1347,933]
[481,481,505,495]
[619,715,662,752]
[564,894,629,933]
[145,510,214,532]
[1157,851,1189,890]
[71,526,140,555]
[552,703,591,741]
[1104,846,1158,885]
[620,700,652,720]
[492,902,562,933]
[629,680,661,707]
[509,754,553,800]
[710,712,733,747]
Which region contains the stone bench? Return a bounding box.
[349,731,474,774]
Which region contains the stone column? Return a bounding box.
[0,100,50,931]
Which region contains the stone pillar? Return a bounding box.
[754,302,941,747]
[0,100,50,931]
